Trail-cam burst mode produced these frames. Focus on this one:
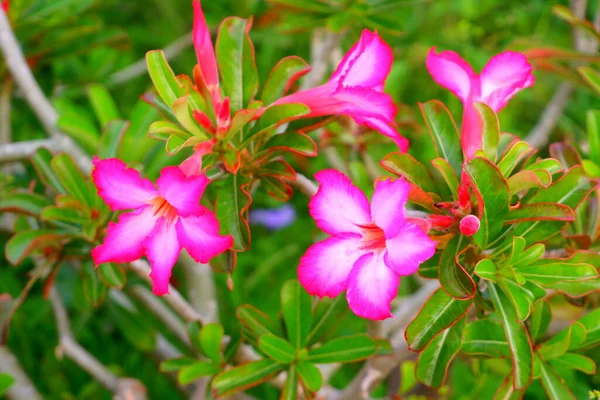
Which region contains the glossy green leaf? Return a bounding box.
[462,319,510,357]
[244,103,310,144]
[51,153,91,206]
[32,148,66,194]
[41,206,87,225]
[524,158,563,174]
[98,263,126,289]
[567,309,600,349]
[146,50,186,107]
[406,289,472,351]
[474,102,499,162]
[431,158,459,197]
[587,110,600,165]
[281,364,298,400]
[179,361,220,385]
[87,83,121,126]
[82,260,106,307]
[488,283,533,389]
[297,361,323,393]
[439,235,475,299]
[215,174,251,251]
[212,359,282,397]
[98,120,128,159]
[200,324,224,364]
[505,203,574,224]
[0,192,50,216]
[5,230,65,266]
[281,280,312,349]
[172,96,210,139]
[497,141,533,178]
[549,142,582,169]
[159,357,197,373]
[549,353,596,375]
[258,334,295,364]
[260,131,317,157]
[307,296,347,346]
[262,56,310,104]
[474,259,497,282]
[498,278,536,321]
[306,334,376,363]
[507,169,552,194]
[529,300,551,342]
[465,157,510,248]
[420,100,462,173]
[416,316,466,388]
[547,278,600,297]
[515,260,597,284]
[578,66,600,95]
[539,361,576,400]
[493,374,526,400]
[216,17,258,112]
[380,152,437,193]
[236,305,283,340]
[56,110,100,154]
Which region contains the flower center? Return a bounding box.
[150,197,178,223]
[358,223,386,252]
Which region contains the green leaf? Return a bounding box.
[578,66,600,95]
[258,334,296,364]
[431,158,459,197]
[553,5,600,40]
[540,322,587,359]
[462,319,510,357]
[0,192,50,216]
[87,84,121,126]
[380,152,437,193]
[32,148,66,194]
[0,373,15,397]
[574,308,600,349]
[474,102,499,162]
[439,235,475,299]
[507,169,552,194]
[420,100,462,173]
[549,353,596,375]
[515,260,598,284]
[216,17,258,112]
[56,110,100,154]
[497,141,533,178]
[406,289,472,351]
[307,296,347,346]
[416,316,466,388]
[172,96,210,139]
[493,374,526,400]
[51,153,91,206]
[529,300,551,342]
[281,280,312,349]
[212,359,282,397]
[549,142,582,169]
[547,278,600,297]
[306,334,376,363]
[146,50,186,107]
[97,263,126,289]
[539,361,576,400]
[260,131,317,157]
[505,203,574,224]
[108,298,156,352]
[474,259,497,282]
[200,324,224,364]
[82,260,106,307]
[98,120,128,159]
[179,361,220,385]
[297,361,322,393]
[159,357,198,373]
[281,364,298,400]
[465,157,510,248]
[587,110,600,165]
[215,174,251,251]
[488,283,533,389]
[41,206,87,225]
[244,103,310,145]
[236,305,283,341]
[262,56,310,104]
[5,230,65,266]
[498,278,536,321]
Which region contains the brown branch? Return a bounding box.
[292,173,318,197]
[0,346,43,400]
[179,253,219,323]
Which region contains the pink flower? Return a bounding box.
[193,0,221,110]
[274,30,408,151]
[298,170,436,320]
[91,158,233,295]
[426,48,534,159]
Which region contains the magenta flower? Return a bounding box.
[298,170,436,320]
[426,48,534,159]
[193,0,222,110]
[274,30,408,151]
[91,158,233,295]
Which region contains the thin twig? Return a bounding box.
[0,139,57,162]
[293,173,318,197]
[300,28,343,91]
[107,33,193,86]
[0,10,91,172]
[179,253,219,323]
[0,346,43,400]
[49,287,148,399]
[0,77,12,145]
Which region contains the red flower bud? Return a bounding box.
[459,215,480,236]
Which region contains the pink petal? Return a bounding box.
[92,157,157,211]
[479,51,534,111]
[334,86,397,121]
[273,83,338,114]
[346,253,399,320]
[330,29,393,91]
[193,0,221,107]
[371,178,409,238]
[156,166,209,217]
[145,219,182,295]
[385,223,436,276]
[298,234,364,298]
[309,169,371,235]
[92,206,157,264]
[353,116,409,152]
[426,47,477,103]
[176,212,233,264]
[460,102,483,160]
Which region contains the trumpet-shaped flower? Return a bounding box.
[298,170,436,320]
[193,0,222,110]
[274,30,408,151]
[91,158,233,295]
[426,48,534,159]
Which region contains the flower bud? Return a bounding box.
[459,215,480,236]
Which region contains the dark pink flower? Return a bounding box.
[298,170,436,320]
[193,0,221,110]
[275,30,408,151]
[426,48,534,159]
[91,158,232,295]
